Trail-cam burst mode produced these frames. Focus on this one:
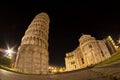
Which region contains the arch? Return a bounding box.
[26,37,29,44]
[39,39,42,46]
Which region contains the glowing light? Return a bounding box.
[7,49,13,54]
[6,49,13,57]
[2,50,7,54]
[49,66,51,69]
[5,43,15,57]
[118,40,120,44]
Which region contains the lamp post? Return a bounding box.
[6,48,16,68]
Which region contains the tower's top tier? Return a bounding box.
[21,12,50,46]
[30,12,50,27]
[35,12,50,22]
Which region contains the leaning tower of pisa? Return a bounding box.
[14,12,50,74]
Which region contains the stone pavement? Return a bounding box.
[52,69,113,80]
[91,60,120,79]
[0,60,120,80]
[0,69,50,80]
[0,68,113,80]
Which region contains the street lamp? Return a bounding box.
[5,45,15,59]
[6,49,13,57]
[6,46,16,68]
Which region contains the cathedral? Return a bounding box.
[14,12,50,74]
[65,34,111,71]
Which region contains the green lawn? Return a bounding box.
[95,52,120,66]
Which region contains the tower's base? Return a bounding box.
[15,44,49,74]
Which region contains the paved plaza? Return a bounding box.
[0,60,120,80]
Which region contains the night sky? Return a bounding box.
[0,1,120,67]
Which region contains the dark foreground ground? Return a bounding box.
[0,60,120,80]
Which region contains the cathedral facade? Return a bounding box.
[14,12,50,74]
[65,34,111,71]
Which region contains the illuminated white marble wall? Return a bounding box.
[15,12,50,74]
[65,34,111,71]
[97,40,111,61]
[65,47,84,71]
[79,35,102,66]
